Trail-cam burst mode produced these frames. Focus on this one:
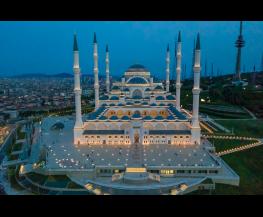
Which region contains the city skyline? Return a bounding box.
[0,21,263,79]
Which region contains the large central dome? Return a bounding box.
[126,64,149,72]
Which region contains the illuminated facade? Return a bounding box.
[73,33,201,147]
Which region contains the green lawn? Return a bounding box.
[216,119,263,138]
[208,138,257,152]
[213,145,263,195]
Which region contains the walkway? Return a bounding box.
[204,135,263,156]
[242,106,257,120]
[128,143,143,167]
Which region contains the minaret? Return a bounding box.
[234,21,245,81]
[166,44,170,92]
[175,31,182,111]
[191,38,196,80]
[105,44,110,93]
[73,34,83,145]
[261,53,263,72]
[93,33,100,109]
[191,33,201,145]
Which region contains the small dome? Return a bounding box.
[150,103,157,106]
[154,86,163,90]
[121,115,130,121]
[126,102,133,105]
[144,116,153,120]
[142,102,148,105]
[155,115,164,120]
[112,86,120,90]
[118,103,125,106]
[145,88,151,91]
[159,103,166,106]
[166,95,175,100]
[127,77,148,84]
[127,64,149,72]
[109,103,116,106]
[123,88,129,92]
[100,95,109,100]
[132,113,141,119]
[110,96,119,100]
[101,103,107,107]
[156,96,165,100]
[109,115,118,120]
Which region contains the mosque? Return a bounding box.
[21,32,239,195]
[73,32,201,148]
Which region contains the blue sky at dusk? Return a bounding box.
[0,21,262,79]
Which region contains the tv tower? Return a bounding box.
[234,21,245,81]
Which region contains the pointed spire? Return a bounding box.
[93,32,97,43]
[196,33,200,50]
[167,44,170,52]
[73,33,78,51]
[106,44,109,52]
[178,31,181,42]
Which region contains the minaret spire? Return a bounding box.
[73,33,83,145]
[176,31,182,111]
[191,33,201,145]
[191,38,196,80]
[106,44,110,93]
[93,32,100,109]
[166,44,170,92]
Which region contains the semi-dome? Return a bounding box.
[126,64,149,72]
[127,77,148,84]
[98,116,107,120]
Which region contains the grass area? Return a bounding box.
[213,145,263,195]
[26,172,48,185]
[44,175,71,188]
[208,138,257,152]
[7,167,24,191]
[216,119,263,138]
[67,181,84,189]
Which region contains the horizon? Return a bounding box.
[0,21,263,79]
